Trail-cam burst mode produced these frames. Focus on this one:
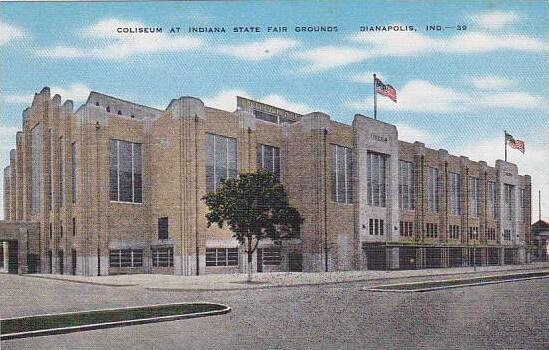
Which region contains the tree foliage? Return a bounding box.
[203,170,303,254]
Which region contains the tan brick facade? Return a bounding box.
[2,87,532,275]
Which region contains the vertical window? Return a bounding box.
[332,145,353,204]
[48,129,52,211]
[72,217,76,236]
[427,167,440,213]
[71,142,77,203]
[470,177,480,218]
[503,229,511,241]
[368,218,384,235]
[158,217,169,240]
[520,188,528,223]
[488,181,496,219]
[504,184,514,221]
[367,152,386,207]
[206,133,237,193]
[59,137,65,206]
[399,160,415,210]
[31,124,42,216]
[109,140,143,203]
[450,172,461,216]
[257,144,281,179]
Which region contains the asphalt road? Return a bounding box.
[0,273,547,350]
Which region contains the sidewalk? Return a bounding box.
[27,262,549,291]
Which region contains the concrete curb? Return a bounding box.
[21,274,138,287]
[364,273,549,293]
[0,302,231,341]
[20,264,549,291]
[145,266,549,292]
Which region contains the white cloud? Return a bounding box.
[202,89,311,114]
[203,89,250,111]
[394,123,435,144]
[443,32,545,53]
[0,21,26,46]
[471,75,513,90]
[50,84,91,102]
[260,94,312,114]
[479,92,545,109]
[472,11,519,30]
[294,46,372,72]
[346,80,469,113]
[346,79,546,113]
[35,18,202,59]
[297,29,546,71]
[348,72,386,84]
[1,84,91,106]
[216,38,298,61]
[1,93,34,105]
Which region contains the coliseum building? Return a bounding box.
[0,87,532,276]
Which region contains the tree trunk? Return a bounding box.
[247,237,253,282]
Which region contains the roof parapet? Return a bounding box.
[166,96,206,120]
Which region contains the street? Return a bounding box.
[0,273,547,350]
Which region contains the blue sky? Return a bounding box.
[0,1,547,220]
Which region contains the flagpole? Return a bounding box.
[373,73,377,120]
[504,130,507,162]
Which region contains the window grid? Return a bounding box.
[368,218,384,235]
[468,227,479,240]
[110,140,143,203]
[470,177,480,218]
[152,247,174,267]
[503,229,511,241]
[205,248,239,266]
[109,249,143,268]
[367,152,386,207]
[504,184,514,221]
[425,223,438,238]
[262,247,282,266]
[332,144,353,204]
[488,181,497,219]
[257,144,281,179]
[449,172,461,216]
[399,221,414,237]
[206,133,237,193]
[427,167,440,213]
[399,160,415,210]
[449,225,460,240]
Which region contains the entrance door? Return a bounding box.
[288,252,303,272]
[257,249,263,273]
[72,249,77,275]
[8,241,18,274]
[58,251,64,275]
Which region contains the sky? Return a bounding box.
[0,0,547,221]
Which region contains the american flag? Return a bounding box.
[375,78,397,103]
[505,132,525,153]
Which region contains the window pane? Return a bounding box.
[109,140,118,201]
[227,138,237,179]
[346,147,353,203]
[31,124,41,215]
[133,143,142,203]
[215,136,227,188]
[206,134,215,193]
[119,141,133,202]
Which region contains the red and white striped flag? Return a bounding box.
[375,78,397,103]
[505,132,525,153]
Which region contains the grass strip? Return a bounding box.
[1,303,226,335]
[372,271,548,291]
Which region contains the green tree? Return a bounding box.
[203,170,303,282]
